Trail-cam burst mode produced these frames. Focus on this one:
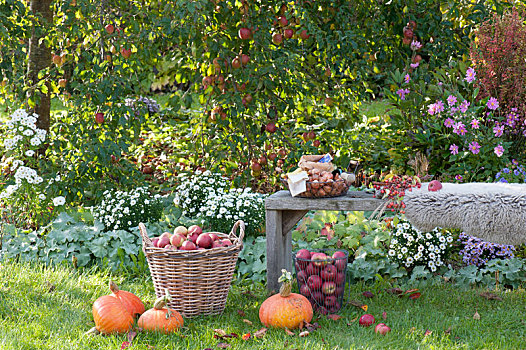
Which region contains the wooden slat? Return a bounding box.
[265,190,384,211]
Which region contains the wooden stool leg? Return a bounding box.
[266,209,289,292]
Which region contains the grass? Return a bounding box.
[0,260,524,349]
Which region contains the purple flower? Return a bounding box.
[455,174,463,181]
[493,124,504,137]
[438,82,443,86]
[410,40,422,51]
[428,103,438,115]
[453,122,467,135]
[396,88,410,100]
[449,144,459,155]
[435,100,445,113]
[468,141,481,154]
[404,74,411,83]
[494,144,504,157]
[512,159,519,165]
[487,97,499,110]
[465,67,476,83]
[459,100,470,113]
[449,107,458,116]
[447,95,457,106]
[470,119,480,129]
[444,117,454,128]
[410,62,420,69]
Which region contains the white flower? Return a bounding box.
[446,236,453,243]
[53,196,66,206]
[38,194,46,200]
[401,247,408,254]
[388,250,396,256]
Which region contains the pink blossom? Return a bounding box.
[455,174,463,181]
[453,122,467,135]
[428,103,438,115]
[435,100,445,113]
[447,95,457,106]
[493,125,504,137]
[468,141,481,154]
[444,117,454,128]
[487,97,499,110]
[410,62,419,69]
[459,100,470,113]
[465,67,476,83]
[396,88,410,100]
[449,144,459,155]
[404,74,411,83]
[470,119,480,129]
[410,40,422,51]
[494,144,504,157]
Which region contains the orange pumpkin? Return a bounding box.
[259,270,313,329]
[108,281,145,317]
[138,290,184,334]
[92,295,134,334]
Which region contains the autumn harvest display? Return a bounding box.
[138,289,184,334]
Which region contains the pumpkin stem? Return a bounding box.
[153,288,172,310]
[278,269,293,297]
[109,281,119,293]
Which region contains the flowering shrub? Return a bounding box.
[174,170,266,236]
[458,232,515,267]
[92,187,164,232]
[495,159,526,183]
[387,218,453,272]
[470,8,526,136]
[0,109,65,228]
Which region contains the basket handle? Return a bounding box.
[138,222,152,248]
[229,220,245,244]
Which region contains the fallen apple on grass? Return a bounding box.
[359,314,375,327]
[374,323,391,335]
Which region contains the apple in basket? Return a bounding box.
[170,233,185,248]
[188,225,203,236]
[188,231,199,244]
[173,226,188,236]
[221,239,233,247]
[212,240,224,248]
[180,240,197,251]
[196,233,213,249]
[209,233,220,241]
[157,234,171,248]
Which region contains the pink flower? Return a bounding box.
[494,144,504,157]
[396,88,410,100]
[453,122,467,135]
[468,141,481,154]
[465,67,476,83]
[455,174,463,181]
[428,103,438,115]
[435,100,445,113]
[410,40,422,50]
[410,62,420,69]
[444,117,454,128]
[449,144,459,155]
[404,74,411,83]
[493,125,504,137]
[487,97,499,110]
[459,100,470,113]
[470,119,480,129]
[447,95,457,106]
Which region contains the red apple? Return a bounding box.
[58,79,67,88]
[95,112,104,124]
[188,225,203,236]
[170,233,185,248]
[307,131,316,140]
[160,232,172,240]
[332,251,347,271]
[265,122,277,133]
[299,29,309,40]
[241,54,250,65]
[307,275,322,290]
[212,240,224,248]
[196,233,213,249]
[322,281,336,295]
[375,323,391,335]
[272,33,283,45]
[324,97,334,107]
[174,226,188,236]
[311,252,328,267]
[317,306,328,315]
[152,237,160,248]
[259,156,267,165]
[157,236,170,248]
[335,286,344,297]
[278,16,288,26]
[278,148,287,157]
[105,24,114,34]
[232,57,241,69]
[221,239,232,247]
[297,270,308,284]
[428,180,442,191]
[52,54,62,66]
[250,162,261,172]
[238,27,252,40]
[313,140,321,147]
[284,28,294,39]
[209,233,220,241]
[306,263,319,276]
[296,249,311,268]
[311,291,324,303]
[359,314,375,327]
[120,48,132,59]
[181,240,197,250]
[335,272,345,286]
[300,283,311,297]
[321,265,337,281]
[244,94,253,104]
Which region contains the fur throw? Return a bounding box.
[404,182,526,245]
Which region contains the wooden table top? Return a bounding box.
[265,190,384,211]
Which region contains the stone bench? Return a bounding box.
[265,190,384,292]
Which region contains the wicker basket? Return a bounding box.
[139,220,245,317]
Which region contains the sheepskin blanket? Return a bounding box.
[404,182,526,245]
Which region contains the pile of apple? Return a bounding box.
[294,249,347,314]
[151,225,233,251]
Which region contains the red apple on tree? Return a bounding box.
[250,162,262,172]
[238,27,252,40]
[313,140,321,147]
[95,112,104,124]
[105,24,114,34]
[244,93,253,104]
[299,29,310,40]
[120,47,132,59]
[265,122,277,133]
[259,156,267,165]
[308,131,316,140]
[324,97,334,107]
[241,54,250,65]
[284,28,294,39]
[52,54,62,66]
[268,153,277,161]
[278,16,288,26]
[272,33,283,45]
[232,57,241,69]
[278,148,287,157]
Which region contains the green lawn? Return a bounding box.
[0,260,524,349]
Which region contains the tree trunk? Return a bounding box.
[27,0,53,133]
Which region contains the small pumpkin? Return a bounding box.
[109,281,145,317]
[92,295,134,334]
[138,289,184,334]
[259,269,313,329]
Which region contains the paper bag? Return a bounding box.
[298,155,335,173]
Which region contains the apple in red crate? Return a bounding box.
[322,281,336,295]
[306,263,319,276]
[297,270,308,284]
[332,251,347,271]
[196,233,213,248]
[321,265,337,281]
[311,252,329,267]
[295,249,311,269]
[335,272,345,286]
[307,275,322,290]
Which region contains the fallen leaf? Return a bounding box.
[299,331,310,337]
[404,288,419,294]
[237,309,246,317]
[479,292,503,301]
[382,311,387,320]
[242,319,253,325]
[424,329,432,337]
[347,300,366,309]
[241,333,251,340]
[127,330,137,343]
[362,291,375,298]
[385,287,403,295]
[214,329,227,337]
[304,322,320,332]
[254,328,267,339]
[327,314,342,320]
[444,326,451,335]
[121,341,131,349]
[408,292,421,300]
[299,320,304,330]
[217,342,231,349]
[473,311,481,320]
[241,290,257,298]
[361,305,368,312]
[284,328,295,336]
[409,327,416,333]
